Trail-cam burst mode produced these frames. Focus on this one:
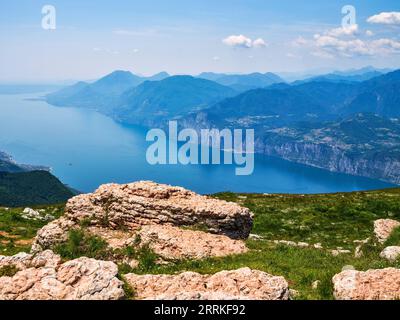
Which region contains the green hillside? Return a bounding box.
[0,171,75,207]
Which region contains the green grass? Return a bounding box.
[0,204,64,255]
[385,226,400,247]
[55,228,159,274]
[213,189,400,249]
[54,229,110,260]
[1,188,400,300]
[122,239,399,300]
[118,188,400,299]
[0,264,19,277]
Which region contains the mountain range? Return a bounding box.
[198,72,284,92]
[189,70,400,127]
[115,75,236,126]
[46,70,171,113]
[45,68,400,184]
[0,151,49,173]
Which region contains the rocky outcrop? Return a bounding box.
[32,181,253,253]
[0,250,61,270]
[21,208,55,221]
[373,219,400,243]
[138,225,248,260]
[333,268,400,300]
[125,267,289,300]
[31,218,76,252]
[0,250,125,300]
[262,141,400,185]
[380,246,400,262]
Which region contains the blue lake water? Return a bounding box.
[0,93,395,194]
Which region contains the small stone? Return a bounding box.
[289,289,299,299]
[331,249,351,257]
[380,246,400,262]
[354,245,363,258]
[297,242,309,248]
[313,243,323,249]
[312,280,320,290]
[374,219,400,243]
[249,234,263,240]
[22,208,41,220]
[342,265,355,271]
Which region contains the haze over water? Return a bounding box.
[0,93,394,194]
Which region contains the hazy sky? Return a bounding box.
[1,0,399,82]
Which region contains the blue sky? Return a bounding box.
[0,0,399,82]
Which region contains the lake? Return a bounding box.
[0,93,395,194]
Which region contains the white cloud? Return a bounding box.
[366,30,374,37]
[253,38,267,48]
[367,12,400,25]
[312,33,400,58]
[212,56,220,61]
[223,35,252,48]
[291,36,309,47]
[326,24,359,37]
[132,49,139,54]
[222,35,267,49]
[371,38,400,51]
[299,20,400,58]
[313,35,368,57]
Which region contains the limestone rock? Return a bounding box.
[0,250,61,270]
[86,226,137,249]
[125,267,289,300]
[330,249,351,257]
[272,240,309,248]
[353,238,370,258]
[31,218,76,252]
[341,265,355,271]
[333,268,400,300]
[67,181,253,238]
[21,208,54,221]
[380,246,400,262]
[0,251,124,300]
[32,181,253,252]
[138,224,248,260]
[374,219,400,243]
[311,280,320,290]
[289,289,299,299]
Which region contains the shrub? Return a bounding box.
[385,227,400,247]
[54,229,110,260]
[137,244,158,271]
[0,264,19,277]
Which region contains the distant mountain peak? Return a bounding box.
[96,70,140,83]
[153,71,170,77]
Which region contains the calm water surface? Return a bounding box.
[0,93,395,194]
